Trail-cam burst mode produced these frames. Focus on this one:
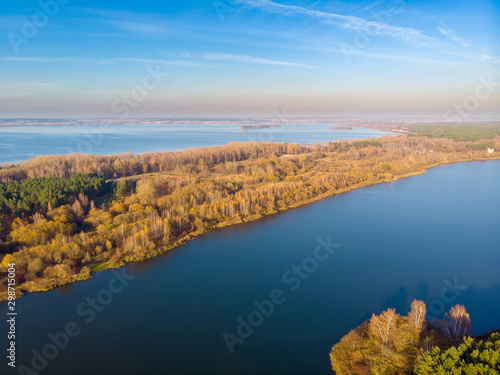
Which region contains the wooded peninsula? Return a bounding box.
[1,132,499,301]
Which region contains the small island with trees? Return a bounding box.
[329,126,353,130]
[241,124,283,131]
[330,301,500,374]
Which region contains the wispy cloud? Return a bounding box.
[438,27,470,47]
[241,0,437,47]
[351,1,383,15]
[72,7,198,38]
[0,57,112,64]
[480,54,500,65]
[115,57,207,67]
[319,46,472,66]
[203,53,317,69]
[0,56,207,67]
[110,20,171,35]
[1,53,317,70]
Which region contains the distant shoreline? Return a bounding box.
[0,119,348,127]
[1,118,499,128]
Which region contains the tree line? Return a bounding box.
[1,136,498,183]
[0,136,499,300]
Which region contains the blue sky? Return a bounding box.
[0,0,499,118]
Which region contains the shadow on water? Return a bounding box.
[415,281,429,302]
[382,286,408,312]
[127,249,176,273]
[354,286,409,327]
[456,282,500,335]
[56,283,74,296]
[353,281,500,338]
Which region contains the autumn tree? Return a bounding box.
[136,178,159,206]
[72,200,84,220]
[28,258,44,274]
[370,308,397,345]
[408,300,427,330]
[1,253,14,269]
[440,304,472,344]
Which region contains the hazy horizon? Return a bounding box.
[1,116,500,122]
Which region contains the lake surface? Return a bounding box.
[2,160,500,375]
[0,124,395,163]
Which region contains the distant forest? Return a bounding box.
[0,135,499,300]
[406,124,500,142]
[363,122,500,142]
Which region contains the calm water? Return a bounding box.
[0,124,395,163]
[1,160,500,375]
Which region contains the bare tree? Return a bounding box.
[78,192,89,211]
[421,337,433,352]
[440,304,471,344]
[408,300,427,330]
[137,178,159,206]
[370,308,397,344]
[72,200,84,219]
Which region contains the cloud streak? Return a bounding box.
[115,57,207,67]
[110,20,171,35]
[0,57,112,64]
[242,0,437,47]
[203,53,317,69]
[438,27,469,47]
[0,56,207,67]
[1,54,312,69]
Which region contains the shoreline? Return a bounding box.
[0,125,397,166]
[3,154,499,302]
